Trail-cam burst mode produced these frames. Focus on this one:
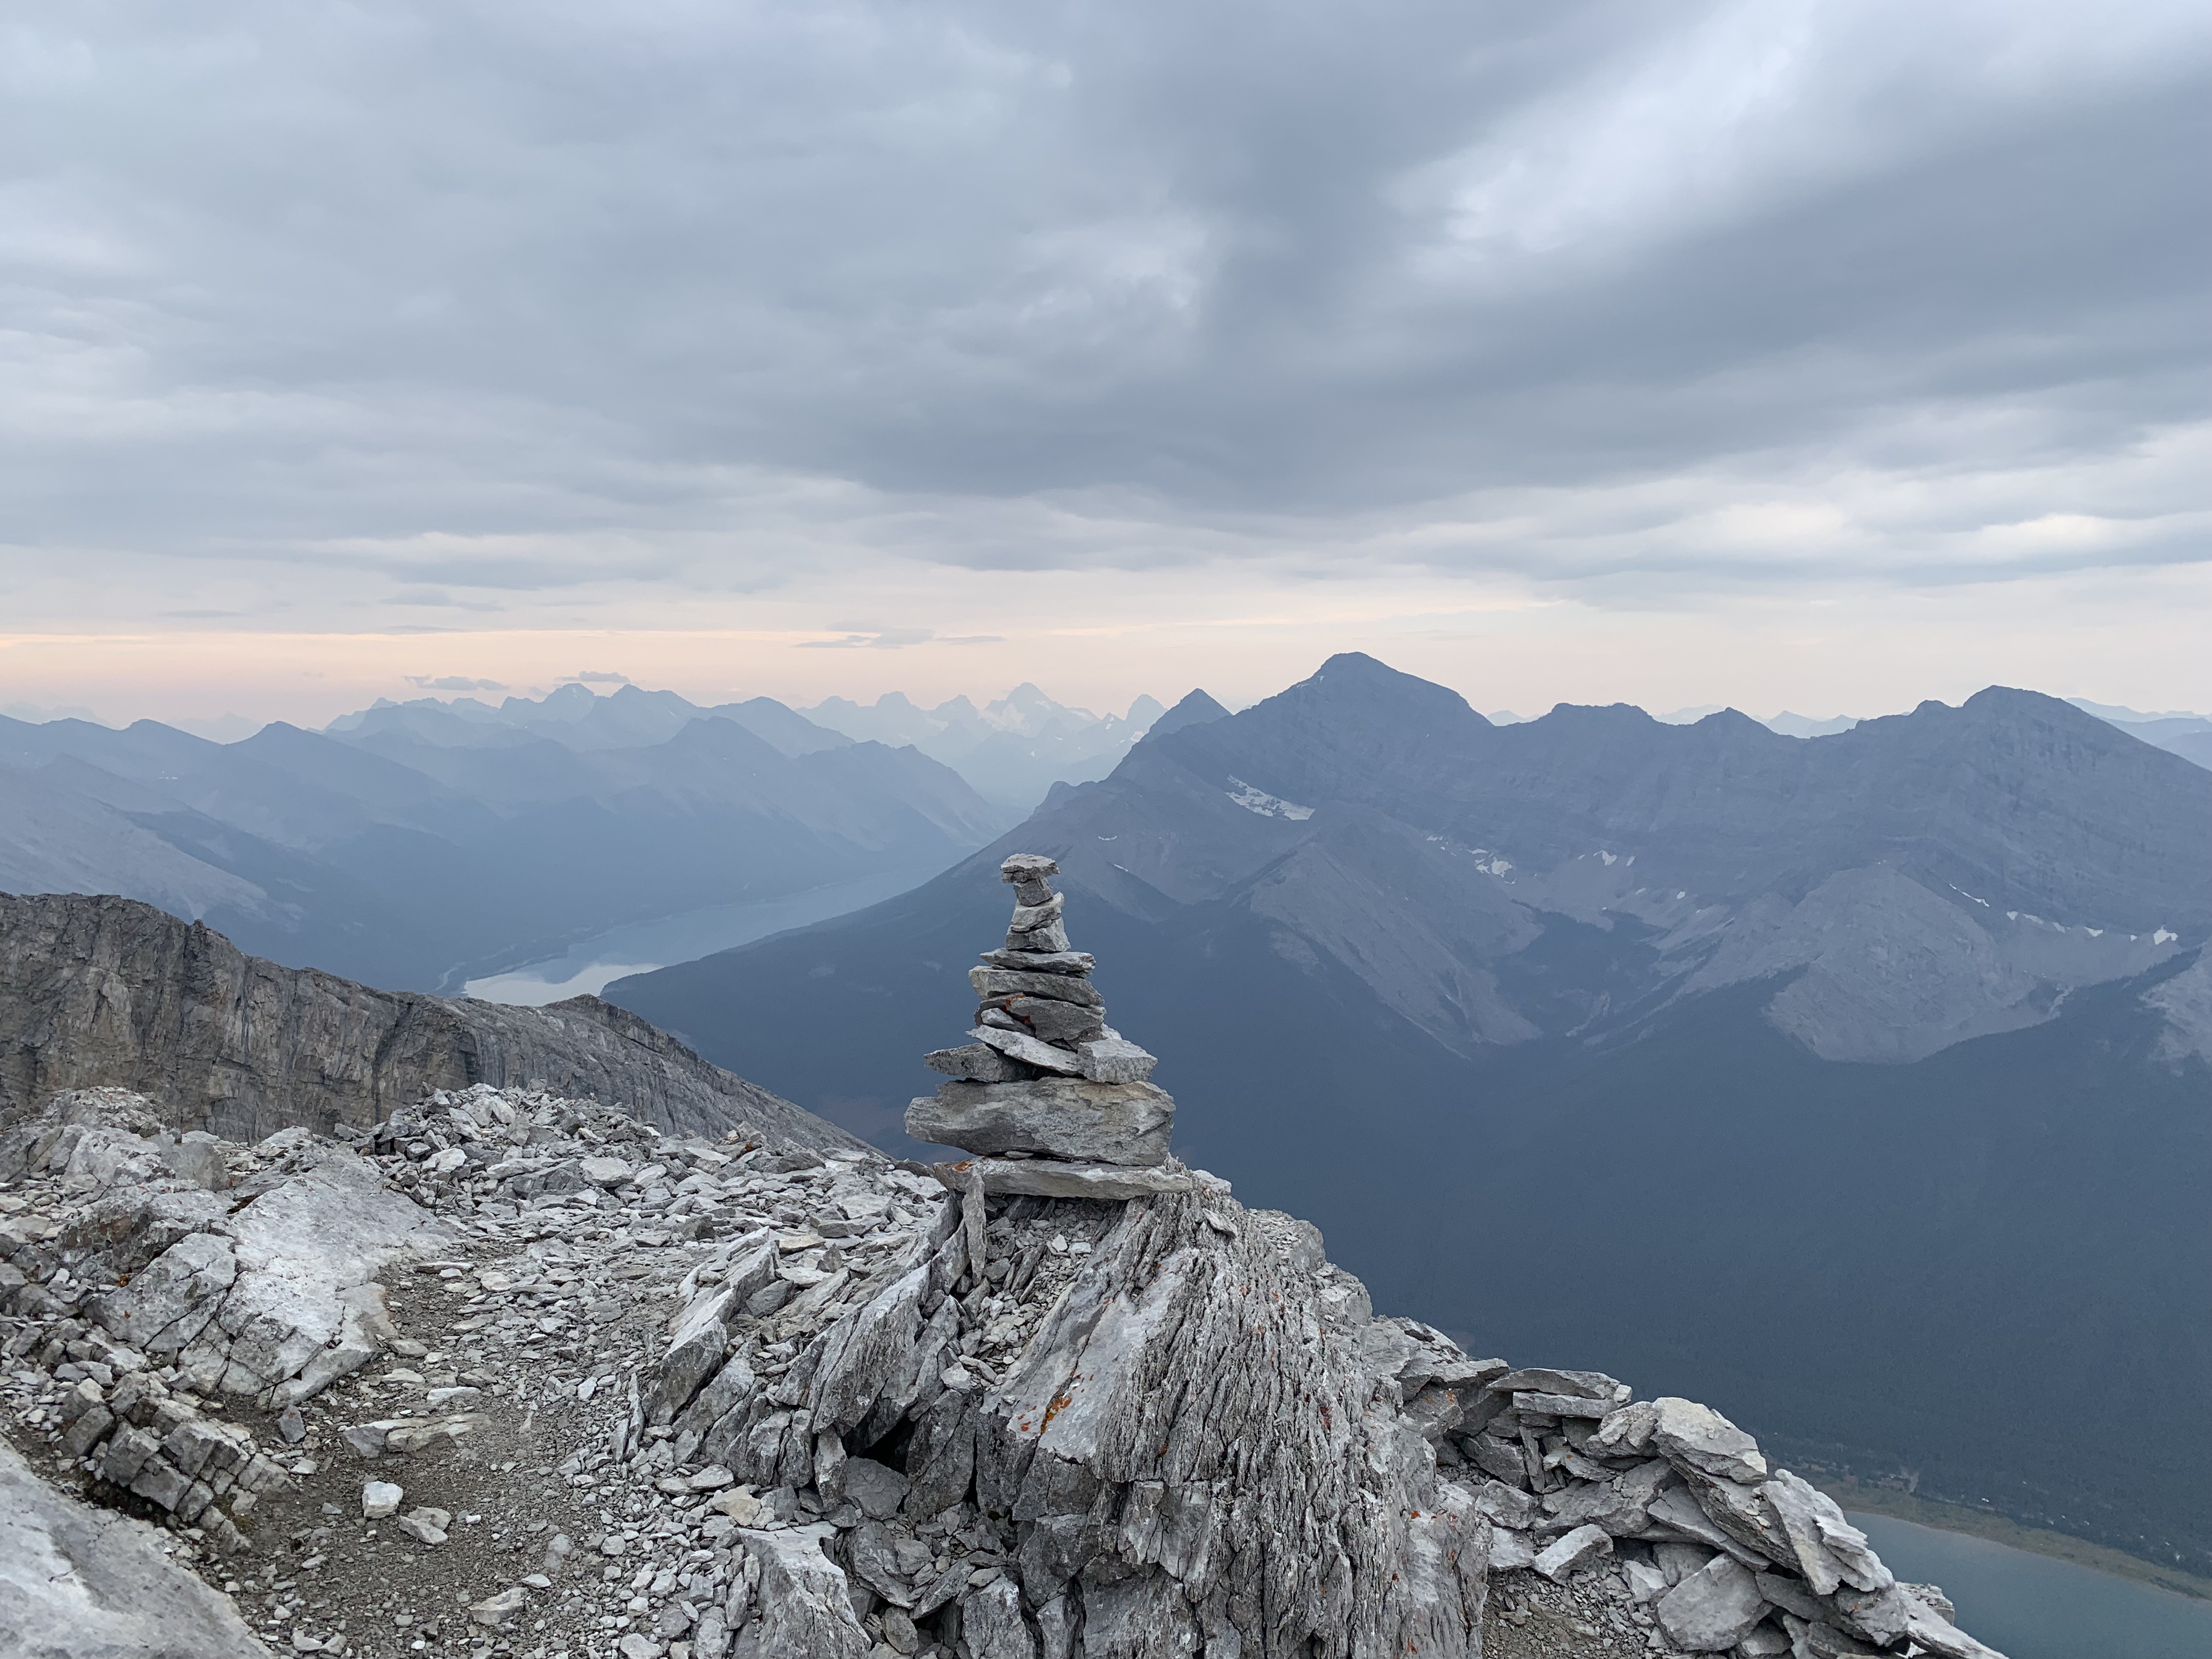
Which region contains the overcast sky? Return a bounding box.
[3,0,2208,726]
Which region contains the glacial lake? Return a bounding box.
[462,865,943,1006]
[1850,1514,2212,1658]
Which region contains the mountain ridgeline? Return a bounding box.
[0,680,1181,995]
[610,655,2212,1579]
[0,687,1006,993]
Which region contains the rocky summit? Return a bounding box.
[0,902,2013,1659]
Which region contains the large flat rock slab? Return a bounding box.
[906,1077,1175,1165]
[0,1437,274,1659]
[924,1156,1204,1200]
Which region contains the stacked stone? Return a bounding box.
[905,853,1195,1200]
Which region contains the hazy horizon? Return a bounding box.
[5,665,2203,748]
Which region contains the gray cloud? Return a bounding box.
[2,0,2207,617]
[561,671,633,684]
[404,675,507,691]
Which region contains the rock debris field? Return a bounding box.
[0,859,2011,1659]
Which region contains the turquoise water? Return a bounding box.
[1849,1514,2212,1659]
[461,865,941,1005]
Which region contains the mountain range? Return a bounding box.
[1638,698,2212,765]
[0,687,1003,992]
[336,679,1173,814]
[799,684,1167,811]
[607,653,2212,1579]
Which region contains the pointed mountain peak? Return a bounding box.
[1293,654,1476,723]
[1146,689,1231,740]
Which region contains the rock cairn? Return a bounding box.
[905,853,1197,1201]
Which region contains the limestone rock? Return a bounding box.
[1650,1396,1769,1485]
[967,1026,1088,1077]
[1532,1522,1612,1581]
[925,1044,1033,1082]
[977,994,1107,1047]
[968,967,1105,1007]
[157,1130,230,1190]
[1006,918,1073,953]
[579,1155,634,1189]
[840,1457,910,1521]
[0,1438,273,1659]
[925,1158,1203,1200]
[1491,1367,1630,1404]
[976,950,1097,977]
[1008,893,1066,932]
[0,909,2015,1659]
[905,1079,1175,1166]
[1764,1470,1856,1594]
[362,1481,403,1517]
[730,1524,872,1659]
[469,1586,529,1627]
[1656,1553,1770,1652]
[1763,1471,1892,1593]
[962,1573,1039,1659]
[1646,1486,1773,1567]
[1077,1036,1158,1084]
[1686,1469,1794,1560]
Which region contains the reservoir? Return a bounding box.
[1850,1513,2212,1659]
[461,864,940,1005]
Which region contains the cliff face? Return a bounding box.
[0,892,857,1152]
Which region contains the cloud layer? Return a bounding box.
[2,0,2207,716]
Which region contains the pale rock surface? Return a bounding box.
[1076,1034,1159,1083]
[966,1023,1089,1075]
[1533,1522,1613,1581]
[1650,1396,1769,1485]
[0,1436,273,1659]
[1656,1554,1770,1651]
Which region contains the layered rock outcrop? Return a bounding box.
[1,1075,2011,1659]
[0,891,855,1149]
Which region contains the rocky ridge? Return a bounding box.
[0,891,854,1150]
[0,873,2011,1659]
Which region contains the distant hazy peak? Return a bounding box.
[512,681,598,719]
[1764,711,1860,738]
[2069,696,2208,723]
[1144,689,1232,741]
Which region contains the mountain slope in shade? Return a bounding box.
[0,891,857,1150]
[608,653,2212,1577]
